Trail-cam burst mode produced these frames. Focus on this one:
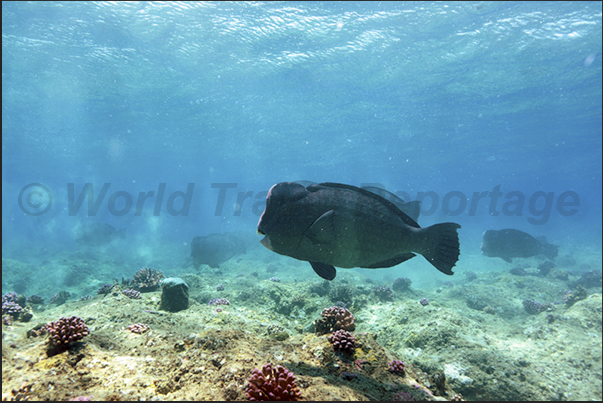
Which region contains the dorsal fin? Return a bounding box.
[294,180,316,188]
[312,182,421,229]
[362,186,421,222]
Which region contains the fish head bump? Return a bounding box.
[257,182,309,249]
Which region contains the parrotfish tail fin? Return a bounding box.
[543,243,558,260]
[419,223,461,275]
[117,228,126,239]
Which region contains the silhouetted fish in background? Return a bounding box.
[257,182,461,280]
[191,233,247,269]
[76,223,126,246]
[481,229,558,263]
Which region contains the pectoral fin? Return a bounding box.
[304,210,336,244]
[310,261,336,280]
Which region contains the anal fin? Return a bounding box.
[365,253,416,269]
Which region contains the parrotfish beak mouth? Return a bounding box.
[260,235,273,250]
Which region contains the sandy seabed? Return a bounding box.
[2,248,602,401]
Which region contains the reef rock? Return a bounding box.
[159,277,189,312]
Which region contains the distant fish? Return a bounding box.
[76,223,126,246]
[257,182,461,280]
[191,233,247,269]
[481,229,558,263]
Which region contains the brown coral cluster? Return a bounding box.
[314,306,356,335]
[45,316,89,349]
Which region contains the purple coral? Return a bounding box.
[2,292,26,320]
[374,285,394,301]
[522,299,554,314]
[208,298,230,306]
[132,268,165,292]
[329,329,356,355]
[3,292,24,311]
[419,298,429,306]
[2,301,23,318]
[354,359,368,371]
[48,291,71,305]
[314,306,356,335]
[97,283,115,295]
[127,323,150,334]
[122,289,142,299]
[216,283,225,291]
[245,363,301,401]
[574,270,602,288]
[392,391,414,401]
[26,295,45,305]
[441,280,454,288]
[392,277,412,292]
[269,277,281,282]
[510,267,527,276]
[2,292,19,304]
[537,260,555,276]
[562,285,587,307]
[45,316,89,349]
[388,360,406,375]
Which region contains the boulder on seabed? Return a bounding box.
[159,277,189,312]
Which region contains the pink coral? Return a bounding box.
[388,359,405,375]
[245,363,301,401]
[329,329,356,355]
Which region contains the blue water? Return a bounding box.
[2,2,602,276]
